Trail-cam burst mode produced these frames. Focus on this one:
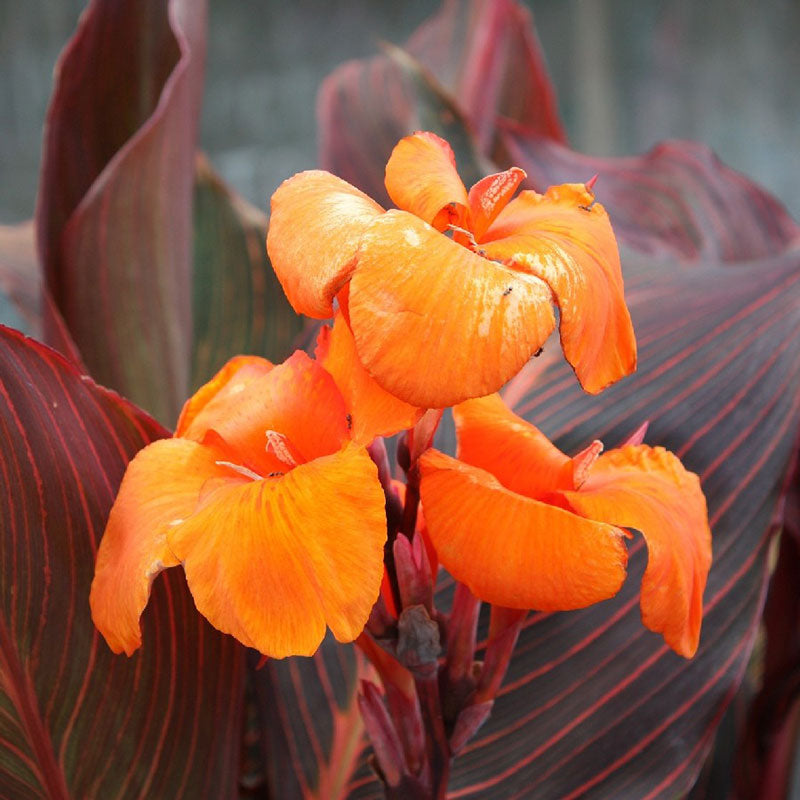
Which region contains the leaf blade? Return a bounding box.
[406,0,566,152]
[191,156,304,390]
[444,253,800,798]
[36,0,207,424]
[501,130,800,263]
[0,327,245,798]
[248,640,368,800]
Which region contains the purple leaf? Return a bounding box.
[318,46,487,208]
[0,326,244,798]
[406,0,566,153]
[501,128,800,262]
[36,0,206,424]
[247,642,368,799]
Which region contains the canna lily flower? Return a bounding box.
[90,351,388,658]
[314,309,424,443]
[418,394,712,657]
[267,131,636,409]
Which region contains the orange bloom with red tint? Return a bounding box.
[90,352,387,658]
[418,394,712,657]
[267,131,636,409]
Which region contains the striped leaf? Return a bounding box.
[405,0,566,153]
[318,45,488,210]
[315,5,800,793]
[501,129,800,263]
[245,640,367,799]
[346,247,800,799]
[191,156,304,391]
[466,251,800,798]
[36,0,206,425]
[0,327,244,799]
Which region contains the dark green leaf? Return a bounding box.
[191,155,304,390]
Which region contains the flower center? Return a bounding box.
[446,223,486,256]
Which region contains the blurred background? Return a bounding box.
[1,0,798,223]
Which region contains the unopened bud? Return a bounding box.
[622,420,649,447]
[394,534,434,612]
[450,700,494,754]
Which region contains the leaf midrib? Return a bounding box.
[0,615,71,800]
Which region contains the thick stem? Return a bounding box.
[399,410,444,539]
[414,671,451,800]
[369,438,405,610]
[394,604,449,799]
[442,583,481,729]
[365,411,448,799]
[401,468,421,538]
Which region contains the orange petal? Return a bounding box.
[561,445,712,657]
[384,132,469,230]
[481,185,636,394]
[454,394,574,497]
[267,170,384,318]
[419,450,627,610]
[167,443,387,658]
[90,438,234,655]
[468,167,527,241]
[315,312,424,443]
[176,355,273,438]
[348,210,556,408]
[181,351,349,474]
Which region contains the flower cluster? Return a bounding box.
[91,132,711,666]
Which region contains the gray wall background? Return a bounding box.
[1,0,798,224]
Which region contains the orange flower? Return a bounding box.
[314,309,424,443]
[267,131,636,408]
[90,352,387,658]
[418,394,712,657]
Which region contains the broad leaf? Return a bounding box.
[191,156,303,390]
[405,0,566,153]
[501,129,800,263]
[246,640,368,799]
[464,251,800,798]
[36,0,206,424]
[0,327,245,798]
[318,46,487,209]
[318,0,565,205]
[345,249,800,799]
